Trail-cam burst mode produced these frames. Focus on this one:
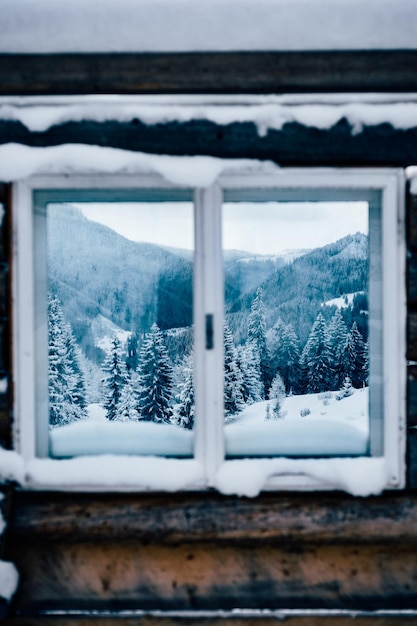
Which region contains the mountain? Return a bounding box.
[226,233,368,345]
[47,205,193,362]
[48,205,368,365]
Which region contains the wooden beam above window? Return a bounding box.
[1,51,417,95]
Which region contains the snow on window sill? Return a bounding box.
[0,446,392,496]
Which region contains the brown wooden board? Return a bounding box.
[8,537,417,612]
[7,492,417,613]
[2,51,417,95]
[8,491,417,546]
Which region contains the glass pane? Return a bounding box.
[222,200,370,457]
[46,201,194,457]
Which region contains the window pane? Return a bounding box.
[222,200,370,458]
[46,201,194,457]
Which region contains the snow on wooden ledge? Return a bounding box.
[0,446,390,496]
[214,457,390,498]
[3,97,417,136]
[0,143,277,186]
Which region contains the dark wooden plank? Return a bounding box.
[6,616,417,626]
[0,264,9,318]
[408,255,417,305]
[407,312,417,361]
[407,187,417,250]
[0,321,10,372]
[2,51,417,95]
[9,491,417,545]
[8,538,417,612]
[407,427,417,489]
[407,366,417,427]
[3,119,417,167]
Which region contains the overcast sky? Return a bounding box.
[77,201,368,255]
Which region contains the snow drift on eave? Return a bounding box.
[0,0,417,53]
[4,99,417,136]
[0,143,275,187]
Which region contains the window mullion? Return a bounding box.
[194,185,224,486]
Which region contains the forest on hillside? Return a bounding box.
[47,205,369,432]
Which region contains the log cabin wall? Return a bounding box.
[2,51,417,625]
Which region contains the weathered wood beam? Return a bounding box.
[9,492,417,545]
[6,616,417,626]
[1,51,417,95]
[8,539,417,612]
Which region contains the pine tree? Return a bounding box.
[119,378,137,421]
[336,375,354,400]
[341,322,367,388]
[247,287,271,397]
[126,333,139,372]
[48,295,87,426]
[267,319,301,394]
[224,323,245,417]
[101,337,130,421]
[135,323,174,423]
[175,353,195,429]
[327,309,349,390]
[266,317,286,375]
[300,313,332,393]
[236,343,263,405]
[269,372,286,418]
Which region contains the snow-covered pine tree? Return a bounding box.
[300,312,332,393]
[341,322,368,388]
[224,323,245,417]
[247,287,271,398]
[135,323,174,423]
[118,378,137,421]
[267,318,301,394]
[336,375,354,400]
[326,308,349,390]
[236,342,263,405]
[48,295,87,426]
[101,337,130,421]
[363,341,369,386]
[175,353,195,429]
[268,372,286,418]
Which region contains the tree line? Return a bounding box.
[48,288,368,429]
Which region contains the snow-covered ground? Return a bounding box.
[91,315,131,354]
[323,291,364,309]
[50,389,368,459]
[225,388,368,457]
[50,404,194,458]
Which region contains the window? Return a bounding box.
[12,166,406,493]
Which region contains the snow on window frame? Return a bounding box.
[11,160,406,496]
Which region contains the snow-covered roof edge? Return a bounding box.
[3,97,417,136]
[1,0,417,54]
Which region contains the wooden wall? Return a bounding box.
[2,51,417,624]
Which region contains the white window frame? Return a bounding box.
[12,166,406,492]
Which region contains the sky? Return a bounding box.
[76,201,368,255]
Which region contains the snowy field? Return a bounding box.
[50,404,194,458]
[225,388,369,457]
[323,291,364,309]
[50,388,368,459]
